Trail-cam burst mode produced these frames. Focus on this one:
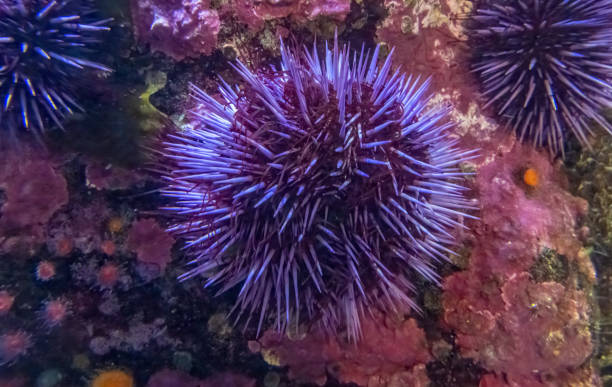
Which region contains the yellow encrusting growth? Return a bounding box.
[91,370,134,387]
[523,168,539,187]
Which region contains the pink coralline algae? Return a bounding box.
[465,137,589,277]
[376,0,478,113]
[127,218,175,274]
[447,273,591,377]
[85,161,145,191]
[146,369,255,387]
[130,0,221,61]
[0,147,68,255]
[443,137,594,383]
[479,365,600,387]
[254,314,431,386]
[230,0,350,27]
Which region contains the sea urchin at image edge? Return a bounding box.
[469,0,612,157]
[157,37,479,341]
[0,0,111,140]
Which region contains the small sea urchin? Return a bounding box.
[469,0,612,156]
[158,37,477,339]
[0,0,111,139]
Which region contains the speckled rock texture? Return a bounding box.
[130,0,221,60]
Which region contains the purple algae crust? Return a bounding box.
[157,36,477,340]
[468,0,612,157]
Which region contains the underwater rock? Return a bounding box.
[85,161,146,191]
[0,377,28,387]
[448,273,591,376]
[145,369,201,387]
[146,369,256,387]
[443,137,594,382]
[238,0,350,22]
[572,132,612,255]
[89,316,179,356]
[127,218,175,275]
[376,0,477,113]
[47,197,111,256]
[255,313,430,386]
[0,147,68,256]
[479,364,601,387]
[130,0,221,60]
[471,138,588,276]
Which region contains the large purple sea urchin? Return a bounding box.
[0,0,111,138]
[158,38,478,340]
[469,0,612,157]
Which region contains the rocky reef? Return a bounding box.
[0,0,608,386]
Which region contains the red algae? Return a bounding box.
[235,0,350,23]
[442,137,594,382]
[0,146,68,256]
[129,0,350,62]
[130,0,221,61]
[85,161,145,191]
[127,219,175,275]
[255,313,431,386]
[376,0,478,113]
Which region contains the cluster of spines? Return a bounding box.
[469,0,612,157]
[0,0,111,139]
[159,36,477,340]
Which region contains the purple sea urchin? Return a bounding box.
[0,0,111,138]
[158,37,477,340]
[469,0,612,157]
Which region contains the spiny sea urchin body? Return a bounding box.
[0,0,111,139]
[158,38,477,340]
[469,0,612,157]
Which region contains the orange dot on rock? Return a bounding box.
[91,370,134,387]
[523,168,539,187]
[107,217,124,234]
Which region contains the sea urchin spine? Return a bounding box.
[157,37,478,340]
[469,0,612,157]
[0,0,112,139]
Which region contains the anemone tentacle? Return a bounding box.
[159,36,477,340]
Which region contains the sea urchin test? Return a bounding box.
[0,0,112,138]
[157,37,478,340]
